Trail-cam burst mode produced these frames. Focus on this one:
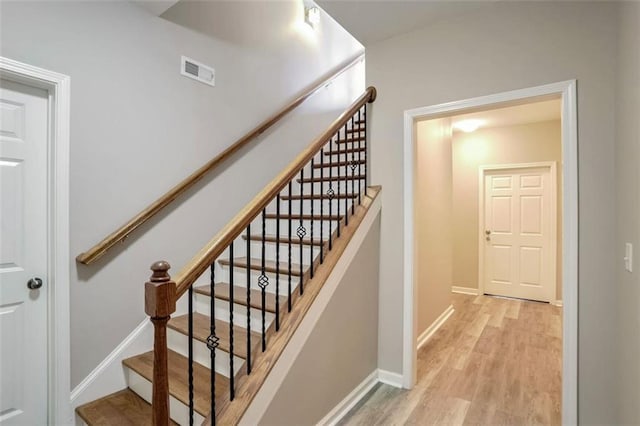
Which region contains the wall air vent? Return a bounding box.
[181,56,215,87]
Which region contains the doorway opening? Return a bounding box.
[402,81,577,424]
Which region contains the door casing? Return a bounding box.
[402,80,578,425]
[478,162,558,302]
[0,57,72,424]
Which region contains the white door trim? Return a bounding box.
[1,57,72,424]
[402,80,578,425]
[478,162,558,301]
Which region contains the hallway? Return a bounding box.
[339,293,562,425]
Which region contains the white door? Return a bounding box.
[0,79,49,425]
[481,165,556,302]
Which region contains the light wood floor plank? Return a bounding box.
[340,293,562,426]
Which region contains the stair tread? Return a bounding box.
[168,313,260,359]
[219,256,307,277]
[281,193,358,200]
[195,282,287,314]
[324,147,366,155]
[297,174,366,183]
[123,350,228,416]
[313,159,366,168]
[264,213,342,220]
[76,388,178,426]
[242,233,326,246]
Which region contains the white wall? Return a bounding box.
[615,2,640,424]
[366,2,618,422]
[0,1,364,388]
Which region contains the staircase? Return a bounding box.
[76,88,378,425]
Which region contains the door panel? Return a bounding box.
[483,166,555,302]
[0,79,48,425]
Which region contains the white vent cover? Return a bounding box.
[181,56,215,87]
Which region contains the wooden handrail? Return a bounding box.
[76,53,365,265]
[172,86,377,300]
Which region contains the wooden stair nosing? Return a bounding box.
[296,174,366,183]
[194,282,286,314]
[324,147,366,156]
[264,213,342,221]
[76,388,179,426]
[313,159,366,168]
[280,193,358,201]
[242,233,326,247]
[168,312,260,360]
[123,350,229,417]
[218,256,307,277]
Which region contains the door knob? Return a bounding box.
[27,277,43,290]
[485,230,491,235]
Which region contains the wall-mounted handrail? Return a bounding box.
[76,53,366,265]
[171,86,377,300]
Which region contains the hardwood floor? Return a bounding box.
[339,293,562,426]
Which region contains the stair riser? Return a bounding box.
[277,198,360,215]
[245,240,321,266]
[216,265,303,293]
[297,180,365,194]
[167,328,243,378]
[194,293,277,330]
[263,218,340,239]
[126,368,206,426]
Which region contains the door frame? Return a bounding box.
[1,57,72,424]
[402,80,577,424]
[478,162,558,302]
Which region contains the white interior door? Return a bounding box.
[481,165,556,302]
[0,79,49,425]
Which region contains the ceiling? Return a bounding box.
[316,0,498,45]
[450,98,561,133]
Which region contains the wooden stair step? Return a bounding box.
[264,213,342,221]
[280,193,358,201]
[344,126,365,133]
[242,234,326,246]
[195,282,286,314]
[76,388,178,426]
[313,159,366,168]
[219,256,307,277]
[297,174,366,183]
[334,136,366,144]
[168,313,259,359]
[123,350,228,417]
[324,146,366,156]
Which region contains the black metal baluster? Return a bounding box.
[297,168,306,295]
[350,114,356,216]
[357,108,362,205]
[275,195,281,331]
[287,181,293,312]
[245,225,251,375]
[259,209,269,351]
[364,105,368,188]
[328,136,335,249]
[228,244,235,400]
[309,157,315,279]
[207,263,219,424]
[320,148,324,264]
[344,122,349,227]
[188,285,194,425]
[335,132,342,237]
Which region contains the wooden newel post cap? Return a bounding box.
[367,86,377,103]
[145,261,176,318]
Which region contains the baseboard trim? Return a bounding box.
[552,300,563,307]
[377,369,404,388]
[70,318,153,408]
[416,305,454,350]
[316,370,379,426]
[452,286,479,295]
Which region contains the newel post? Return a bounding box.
[145,261,176,426]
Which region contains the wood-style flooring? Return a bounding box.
[339,293,562,426]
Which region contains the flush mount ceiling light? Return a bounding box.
[453,119,484,133]
[305,5,320,28]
